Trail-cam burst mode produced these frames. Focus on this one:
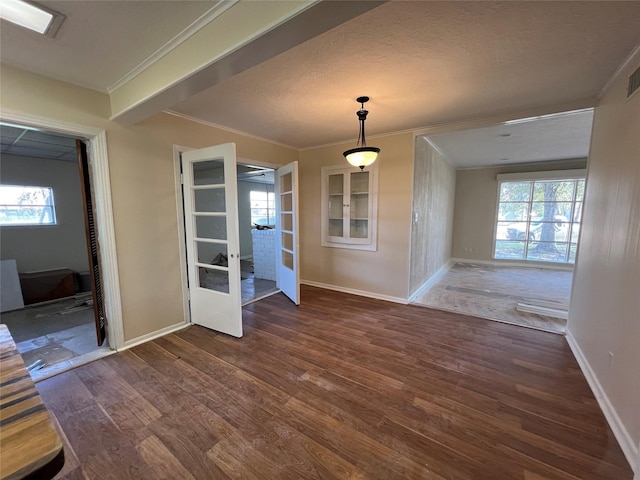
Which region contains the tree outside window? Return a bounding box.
[494,178,584,263]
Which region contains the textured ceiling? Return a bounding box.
[1,1,639,167]
[168,1,640,149]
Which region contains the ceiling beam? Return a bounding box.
[110,1,385,125]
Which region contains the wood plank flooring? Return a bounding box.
[38,286,632,479]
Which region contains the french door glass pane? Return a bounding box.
[195,216,226,240]
[199,268,229,293]
[193,159,225,185]
[194,188,225,212]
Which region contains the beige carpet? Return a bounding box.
[412,263,572,334]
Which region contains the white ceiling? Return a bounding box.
[1,1,639,166]
[426,109,595,168]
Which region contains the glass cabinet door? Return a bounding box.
[321,164,378,251]
[349,171,369,239]
[328,173,344,237]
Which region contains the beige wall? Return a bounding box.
[568,54,640,456]
[409,137,456,294]
[0,64,297,342]
[452,158,587,265]
[299,133,414,300]
[0,154,89,273]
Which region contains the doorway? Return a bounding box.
[0,123,112,379]
[237,164,280,305]
[175,144,299,335]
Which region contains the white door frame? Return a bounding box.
[1,109,125,350]
[173,145,280,323]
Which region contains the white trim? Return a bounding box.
[409,259,454,303]
[496,169,586,181]
[173,145,193,327]
[565,330,639,474]
[450,258,574,272]
[107,1,238,93]
[122,322,191,350]
[0,109,124,350]
[300,279,408,305]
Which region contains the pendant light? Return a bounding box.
[343,96,380,170]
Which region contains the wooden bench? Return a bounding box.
[0,324,64,480]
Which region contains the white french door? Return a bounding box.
[182,143,242,337]
[275,161,300,305]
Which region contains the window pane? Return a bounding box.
[494,240,525,259]
[498,202,528,222]
[0,185,56,225]
[499,182,531,202]
[504,222,530,241]
[526,242,568,263]
[576,180,585,201]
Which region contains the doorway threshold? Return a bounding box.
[242,289,281,307]
[32,346,114,383]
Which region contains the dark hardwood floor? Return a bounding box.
[39,286,632,479]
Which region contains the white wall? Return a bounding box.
[0,154,89,273]
[567,51,640,471]
[409,137,456,295]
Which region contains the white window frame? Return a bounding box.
[493,169,586,264]
[321,164,378,251]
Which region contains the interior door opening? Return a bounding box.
[237,164,280,305]
[0,123,110,379]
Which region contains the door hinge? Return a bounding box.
[180,173,184,184]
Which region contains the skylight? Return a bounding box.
[0,0,62,36]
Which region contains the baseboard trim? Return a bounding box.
[408,259,454,303]
[450,257,574,272]
[300,280,408,305]
[122,322,190,350]
[565,330,638,474]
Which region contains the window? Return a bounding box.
[0,185,56,226]
[321,164,378,251]
[250,190,275,226]
[494,172,585,264]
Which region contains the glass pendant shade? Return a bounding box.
[343,96,380,170]
[344,147,380,168]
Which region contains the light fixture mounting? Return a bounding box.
[343,96,380,170]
